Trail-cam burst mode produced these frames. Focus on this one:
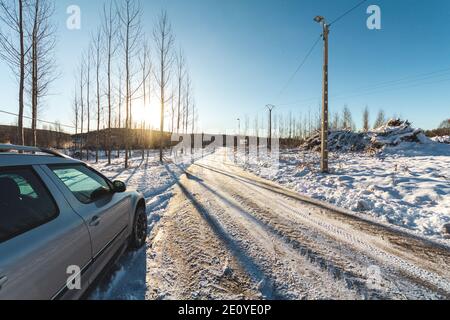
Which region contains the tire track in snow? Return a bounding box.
[188,156,450,299]
[186,172,360,299]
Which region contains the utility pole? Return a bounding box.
[237,118,241,136]
[266,104,275,151]
[314,16,329,173]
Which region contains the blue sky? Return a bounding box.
[0,0,449,134]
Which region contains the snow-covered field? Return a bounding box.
[236,142,450,240]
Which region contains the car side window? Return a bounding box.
[49,165,112,204]
[0,167,59,244]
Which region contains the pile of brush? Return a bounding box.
[301,119,431,152]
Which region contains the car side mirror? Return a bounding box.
[113,181,127,193]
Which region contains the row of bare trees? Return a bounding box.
[0,0,57,146]
[72,0,197,167]
[249,106,393,142]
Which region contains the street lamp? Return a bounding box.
[314,15,325,24]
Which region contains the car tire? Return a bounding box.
[129,205,148,250]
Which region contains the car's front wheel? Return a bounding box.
[129,205,148,250]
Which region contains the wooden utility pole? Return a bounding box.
[315,16,329,173]
[266,104,275,151]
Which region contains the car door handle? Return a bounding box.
[0,276,8,290]
[89,216,101,227]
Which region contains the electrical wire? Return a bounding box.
[329,0,370,26]
[276,34,322,100]
[0,109,76,130]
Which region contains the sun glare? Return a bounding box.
[132,99,161,129]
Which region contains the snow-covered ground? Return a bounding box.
[81,147,449,300]
[235,142,450,240]
[85,150,202,299]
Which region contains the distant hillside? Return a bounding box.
[0,125,72,148]
[73,128,174,150]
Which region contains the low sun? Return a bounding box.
[132,99,161,129]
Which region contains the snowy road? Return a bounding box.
[147,150,450,300]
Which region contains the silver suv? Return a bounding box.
[0,145,147,300]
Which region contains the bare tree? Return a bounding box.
[92,28,101,163]
[331,112,340,130]
[138,38,152,161]
[72,88,79,150]
[0,0,28,145]
[341,105,355,131]
[117,0,142,168]
[191,99,196,134]
[439,119,450,129]
[116,66,123,158]
[26,0,57,146]
[373,109,386,129]
[84,47,92,161]
[153,10,174,162]
[243,115,249,137]
[139,39,151,106]
[183,72,192,134]
[363,106,370,132]
[170,86,176,134]
[175,48,185,134]
[78,61,85,159]
[103,1,118,164]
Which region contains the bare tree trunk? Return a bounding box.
[117,71,122,158]
[184,74,191,134]
[30,0,38,146]
[0,0,29,145]
[94,29,101,163]
[124,18,130,168]
[117,0,142,168]
[73,90,79,152]
[159,45,164,162]
[86,49,91,161]
[26,0,57,148]
[191,102,195,134]
[18,0,25,146]
[103,2,116,165]
[153,11,174,163]
[107,34,112,164]
[176,49,184,134]
[80,64,84,160]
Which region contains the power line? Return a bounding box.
[277,66,450,107]
[0,109,76,130]
[276,34,322,100]
[275,0,369,102]
[328,76,450,102]
[329,0,369,26]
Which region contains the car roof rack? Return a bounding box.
[0,144,71,159]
